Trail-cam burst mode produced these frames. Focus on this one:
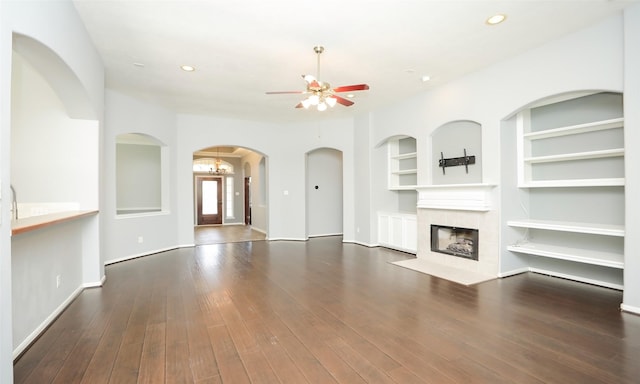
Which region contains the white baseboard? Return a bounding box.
[498,267,530,278]
[266,237,308,241]
[529,267,623,290]
[342,239,379,248]
[620,303,640,315]
[308,233,343,238]
[13,285,84,360]
[82,275,105,288]
[104,246,179,265]
[251,226,267,235]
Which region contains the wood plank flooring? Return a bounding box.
[194,225,266,245]
[14,236,640,383]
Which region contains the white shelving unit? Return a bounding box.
[388,137,417,190]
[517,113,625,188]
[507,92,625,289]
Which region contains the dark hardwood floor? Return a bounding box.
[194,225,266,245]
[14,236,640,383]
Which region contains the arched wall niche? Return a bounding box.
[431,120,482,185]
[116,133,167,215]
[12,33,96,120]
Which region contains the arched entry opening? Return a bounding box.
[192,145,267,244]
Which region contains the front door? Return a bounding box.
[244,177,251,225]
[197,177,223,225]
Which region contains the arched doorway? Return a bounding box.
[192,145,267,244]
[306,148,343,238]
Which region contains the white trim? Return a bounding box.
[267,237,307,241]
[308,233,343,238]
[342,240,379,248]
[82,275,105,288]
[416,184,496,211]
[529,267,623,290]
[498,267,530,278]
[620,303,640,315]
[251,226,267,235]
[13,285,84,360]
[104,246,179,265]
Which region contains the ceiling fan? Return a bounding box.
[266,46,370,111]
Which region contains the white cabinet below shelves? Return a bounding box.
[378,212,417,253]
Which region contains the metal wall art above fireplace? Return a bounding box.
[431,225,479,260]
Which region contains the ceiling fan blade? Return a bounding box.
[332,84,370,93]
[332,95,355,107]
[265,90,304,94]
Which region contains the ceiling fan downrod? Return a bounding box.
[314,46,324,80]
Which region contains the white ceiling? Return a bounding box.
[72,0,637,123]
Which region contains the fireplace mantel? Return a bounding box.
[416,183,497,211]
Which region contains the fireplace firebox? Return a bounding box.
[430,225,479,260]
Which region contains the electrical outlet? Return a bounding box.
[138,236,144,243]
[56,275,61,288]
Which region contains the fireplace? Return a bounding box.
[430,225,479,261]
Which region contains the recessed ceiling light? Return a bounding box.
[346,94,355,99]
[486,14,507,25]
[180,65,196,72]
[421,75,431,82]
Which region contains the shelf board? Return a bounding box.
[519,178,625,188]
[507,242,624,269]
[507,219,624,236]
[391,169,418,175]
[524,148,624,164]
[524,117,624,140]
[391,152,417,160]
[389,185,418,191]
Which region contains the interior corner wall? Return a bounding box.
[353,113,374,245]
[622,4,640,312]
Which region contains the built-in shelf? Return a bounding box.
[523,117,624,140]
[507,219,624,236]
[388,137,417,190]
[506,92,625,289]
[521,178,625,188]
[507,243,623,269]
[524,148,624,164]
[391,152,417,160]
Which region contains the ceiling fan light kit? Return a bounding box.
[266,46,370,111]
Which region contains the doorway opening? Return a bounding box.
[193,146,267,244]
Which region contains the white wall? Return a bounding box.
[242,150,267,232]
[102,90,178,264]
[306,148,343,237]
[11,51,98,212]
[176,114,355,244]
[0,1,104,381]
[622,4,640,312]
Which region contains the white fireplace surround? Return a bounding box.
[416,183,496,211]
[411,183,499,284]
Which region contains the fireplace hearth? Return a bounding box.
[430,225,479,260]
